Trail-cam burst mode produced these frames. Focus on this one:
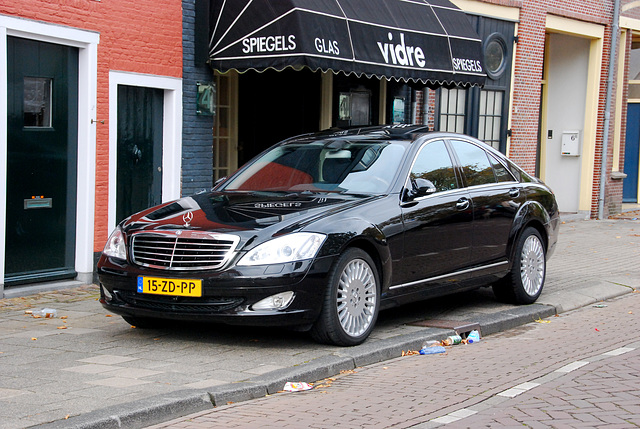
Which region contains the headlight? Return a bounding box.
[103,227,126,260]
[237,232,326,266]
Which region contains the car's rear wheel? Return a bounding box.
[493,227,546,304]
[311,248,380,346]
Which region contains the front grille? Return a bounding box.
[116,290,244,313]
[130,231,240,270]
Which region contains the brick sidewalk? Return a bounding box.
[149,292,640,429]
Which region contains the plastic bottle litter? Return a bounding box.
[419,345,446,355]
[31,308,57,318]
[467,330,480,343]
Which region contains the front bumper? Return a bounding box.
[97,254,337,328]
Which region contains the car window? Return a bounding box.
[450,140,497,187]
[488,153,516,182]
[410,140,458,192]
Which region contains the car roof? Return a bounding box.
[287,125,481,145]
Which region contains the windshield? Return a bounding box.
[222,139,407,194]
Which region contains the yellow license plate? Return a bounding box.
[137,276,202,297]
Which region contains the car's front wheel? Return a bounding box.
[493,226,546,304]
[311,248,380,346]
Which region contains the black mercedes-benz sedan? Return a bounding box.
[98,125,559,346]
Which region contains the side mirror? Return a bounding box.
[405,178,436,200]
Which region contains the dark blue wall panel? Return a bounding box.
[182,0,215,197]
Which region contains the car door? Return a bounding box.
[393,139,473,289]
[448,139,525,267]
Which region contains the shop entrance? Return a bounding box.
[237,69,321,167]
[5,37,78,285]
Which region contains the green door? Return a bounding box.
[5,37,78,285]
[116,85,163,224]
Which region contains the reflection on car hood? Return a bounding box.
[121,191,376,236]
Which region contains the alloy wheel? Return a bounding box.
[336,258,377,337]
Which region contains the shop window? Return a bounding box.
[478,90,503,150]
[438,88,466,133]
[213,72,238,182]
[339,89,371,126]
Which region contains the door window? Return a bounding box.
[450,140,497,187]
[410,140,458,193]
[23,77,52,127]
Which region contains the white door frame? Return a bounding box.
[0,15,99,293]
[108,71,182,233]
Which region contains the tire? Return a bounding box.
[492,227,546,304]
[122,315,165,329]
[310,248,380,346]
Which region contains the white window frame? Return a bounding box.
[108,71,183,233]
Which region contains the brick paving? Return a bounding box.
[150,292,640,429]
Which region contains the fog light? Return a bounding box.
[101,285,113,301]
[251,291,295,311]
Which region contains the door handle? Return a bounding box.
[509,188,520,198]
[456,197,470,211]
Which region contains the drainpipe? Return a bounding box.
[599,0,621,219]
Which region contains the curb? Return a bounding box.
[35,287,630,429]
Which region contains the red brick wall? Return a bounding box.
[1,0,183,251]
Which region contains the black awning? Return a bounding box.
[208,0,486,87]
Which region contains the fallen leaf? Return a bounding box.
[57,326,67,330]
[629,311,633,314]
[65,415,70,420]
[534,318,551,324]
[105,314,113,317]
[226,401,234,405]
[383,367,388,369]
[24,310,33,314]
[60,316,68,319]
[31,338,37,341]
